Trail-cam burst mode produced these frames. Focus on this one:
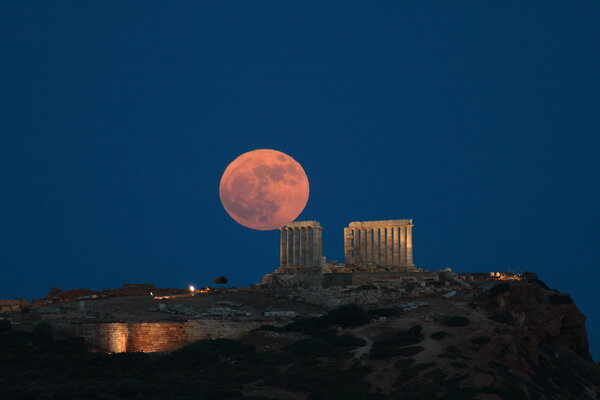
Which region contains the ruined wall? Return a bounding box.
[185,320,264,342]
[265,268,323,291]
[74,319,265,353]
[0,299,30,312]
[351,271,440,285]
[322,273,352,288]
[284,271,465,307]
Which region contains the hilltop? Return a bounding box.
[1,276,599,400]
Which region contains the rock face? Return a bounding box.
[248,279,600,400]
[481,280,591,373]
[2,277,598,399]
[347,280,600,400]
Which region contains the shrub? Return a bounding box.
[444,316,471,327]
[489,283,510,297]
[327,304,370,328]
[396,346,425,357]
[451,361,467,368]
[171,339,253,367]
[286,337,331,356]
[51,337,87,354]
[253,324,284,332]
[286,316,330,335]
[489,312,509,324]
[0,319,11,333]
[379,325,422,347]
[286,334,366,356]
[370,344,425,359]
[446,345,461,353]
[213,276,228,285]
[201,389,244,399]
[394,358,416,368]
[470,336,491,346]
[370,344,405,360]
[367,308,402,318]
[308,380,372,400]
[33,322,54,343]
[430,331,450,340]
[116,378,143,398]
[394,362,437,385]
[202,338,255,356]
[549,294,574,305]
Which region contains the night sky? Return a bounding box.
[1,2,599,360]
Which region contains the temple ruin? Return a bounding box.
[279,221,324,268]
[263,218,442,305]
[343,220,414,268]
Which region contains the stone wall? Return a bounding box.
[73,319,266,353]
[0,299,30,312]
[275,270,467,307]
[350,271,440,285]
[322,273,352,288]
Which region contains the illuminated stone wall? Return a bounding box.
[74,320,265,353]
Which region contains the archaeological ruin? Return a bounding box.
[343,220,414,268]
[279,220,324,268]
[1,217,524,353]
[263,218,455,306]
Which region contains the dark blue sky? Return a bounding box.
[1,2,599,359]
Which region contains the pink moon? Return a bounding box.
[219,149,310,231]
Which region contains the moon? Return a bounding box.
[219,149,310,231]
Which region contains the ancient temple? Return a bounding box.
[279,221,324,268]
[343,220,414,267]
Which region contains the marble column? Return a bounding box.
[300,227,307,266]
[366,228,372,263]
[359,229,367,264]
[352,228,359,264]
[280,228,287,267]
[379,228,386,265]
[386,226,393,266]
[372,228,379,265]
[307,228,314,267]
[393,226,400,266]
[286,228,294,267]
[399,226,407,265]
[293,228,300,266]
[407,226,414,266]
[315,226,323,266]
[344,227,353,265]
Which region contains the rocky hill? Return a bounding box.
[0,278,598,400]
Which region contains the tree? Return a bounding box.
[213,276,228,285]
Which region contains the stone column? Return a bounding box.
[407,225,414,266]
[366,228,372,263]
[400,226,407,265]
[352,228,359,264]
[386,226,393,266]
[372,228,379,265]
[306,227,314,267]
[314,226,323,266]
[300,227,307,266]
[293,228,301,266]
[379,228,386,265]
[280,228,287,268]
[393,226,400,266]
[287,228,294,267]
[344,228,353,264]
[359,229,367,264]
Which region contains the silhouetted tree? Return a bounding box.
[213,276,228,285]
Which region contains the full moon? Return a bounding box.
[219,149,310,231]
